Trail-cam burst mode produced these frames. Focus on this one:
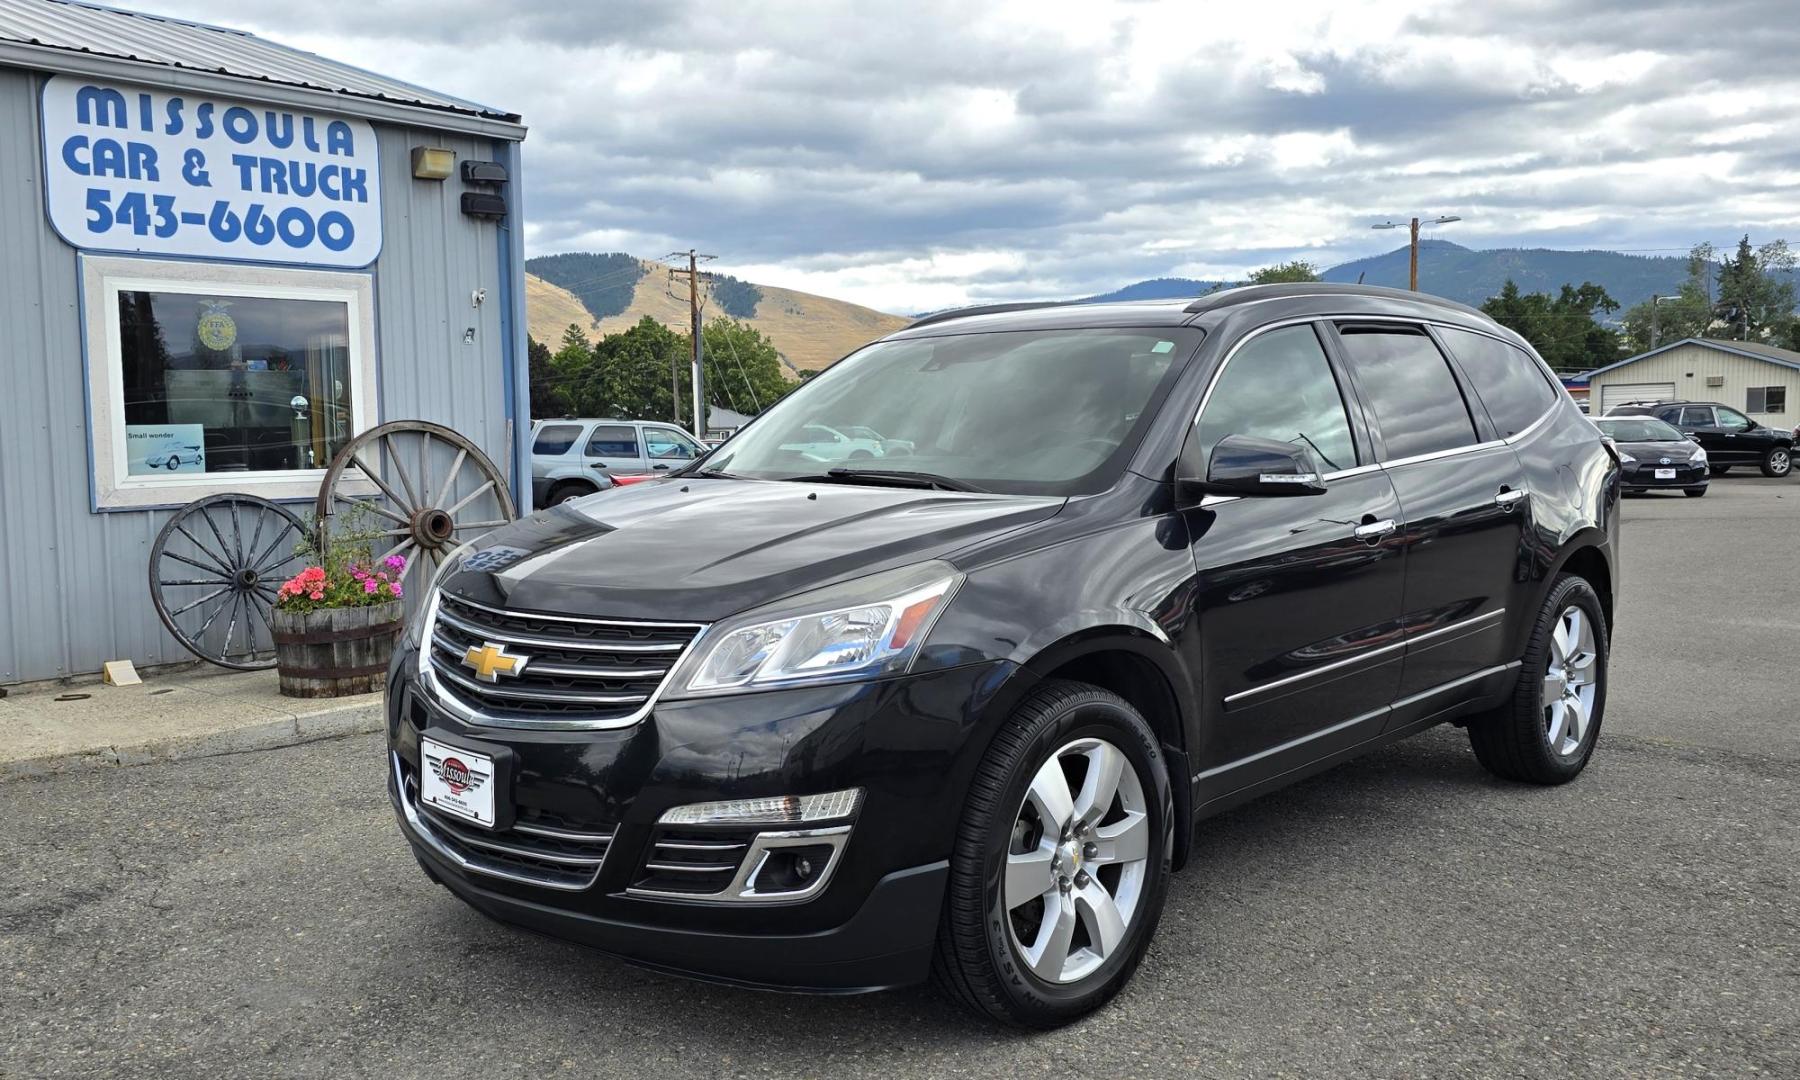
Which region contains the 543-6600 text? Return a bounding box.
[84,189,356,252]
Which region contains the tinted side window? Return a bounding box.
[532,424,583,455]
[1336,326,1478,460]
[586,425,640,456]
[1436,327,1558,438]
[1196,325,1357,472]
[1654,407,1682,423]
[1716,407,1752,431]
[1679,406,1715,427]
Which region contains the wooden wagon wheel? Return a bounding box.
[314,420,516,591]
[149,494,308,670]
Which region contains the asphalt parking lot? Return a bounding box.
[3,477,1797,1080]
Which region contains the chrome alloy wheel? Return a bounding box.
[1542,605,1599,756]
[1771,448,1791,476]
[1004,737,1150,985]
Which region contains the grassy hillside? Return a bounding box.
[526,260,909,375]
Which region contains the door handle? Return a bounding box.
[653,463,671,470]
[1353,518,1398,541]
[1495,488,1528,510]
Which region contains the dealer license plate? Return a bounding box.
[1655,468,1676,479]
[419,738,496,827]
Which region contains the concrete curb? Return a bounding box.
[0,700,384,782]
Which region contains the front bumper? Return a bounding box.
[385,645,1017,991]
[1621,462,1707,490]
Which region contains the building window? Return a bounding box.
[1747,386,1787,414]
[84,256,378,509]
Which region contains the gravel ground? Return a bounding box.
[3,476,1796,1079]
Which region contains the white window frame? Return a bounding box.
[82,255,379,510]
[1747,385,1787,414]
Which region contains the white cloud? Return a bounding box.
[152,0,1800,312]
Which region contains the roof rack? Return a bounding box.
[907,300,1074,329]
[1181,282,1488,318]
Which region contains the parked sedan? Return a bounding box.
[1593,417,1708,497]
[1604,400,1792,478]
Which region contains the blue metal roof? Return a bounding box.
[0,0,522,128]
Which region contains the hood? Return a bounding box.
[1618,439,1701,462]
[445,478,1065,621]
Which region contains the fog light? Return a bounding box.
[748,843,837,894]
[658,789,863,826]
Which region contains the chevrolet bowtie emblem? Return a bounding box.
[462,642,528,682]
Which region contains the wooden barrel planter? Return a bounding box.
[271,601,405,698]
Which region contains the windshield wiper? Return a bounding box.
[784,468,988,493]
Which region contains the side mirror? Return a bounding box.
[1184,434,1327,496]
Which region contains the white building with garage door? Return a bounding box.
[1586,338,1796,425]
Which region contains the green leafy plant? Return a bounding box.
[274,506,406,613]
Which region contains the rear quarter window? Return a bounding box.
[1435,327,1559,438]
[532,424,583,455]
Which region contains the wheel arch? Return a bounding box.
[1541,534,1615,638]
[995,626,1197,870]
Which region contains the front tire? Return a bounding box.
[1468,574,1607,784]
[1761,446,1792,478]
[1709,465,1730,476]
[932,680,1173,1029]
[1684,486,1707,497]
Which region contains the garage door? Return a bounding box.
[1599,382,1676,414]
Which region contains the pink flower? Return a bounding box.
[388,582,403,598]
[384,555,406,572]
[308,590,324,601]
[363,579,379,594]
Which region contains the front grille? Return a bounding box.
[426,592,703,726]
[630,826,756,896]
[398,757,613,891]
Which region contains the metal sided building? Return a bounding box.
[0,0,531,685]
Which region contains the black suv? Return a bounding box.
[1604,400,1793,478]
[387,284,1619,1028]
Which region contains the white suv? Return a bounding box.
[530,419,707,505]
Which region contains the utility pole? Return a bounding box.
[666,250,716,435]
[1650,294,1665,350]
[1372,215,1461,290]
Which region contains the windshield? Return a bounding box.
[706,328,1200,495]
[1595,418,1685,442]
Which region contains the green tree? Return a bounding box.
[1620,238,1800,352]
[1714,235,1797,343]
[1481,280,1621,372]
[701,318,791,415]
[1245,260,1322,284]
[586,316,688,422]
[526,336,562,419]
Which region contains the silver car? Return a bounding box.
[530,419,708,505]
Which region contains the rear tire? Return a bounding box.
[1683,487,1707,497]
[1468,574,1607,784]
[546,481,595,505]
[1761,446,1792,478]
[932,680,1173,1029]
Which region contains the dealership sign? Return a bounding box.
[41,76,381,267]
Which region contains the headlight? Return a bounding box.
[670,561,961,696]
[1690,446,1707,466]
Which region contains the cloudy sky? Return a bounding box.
[152,0,1800,312]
